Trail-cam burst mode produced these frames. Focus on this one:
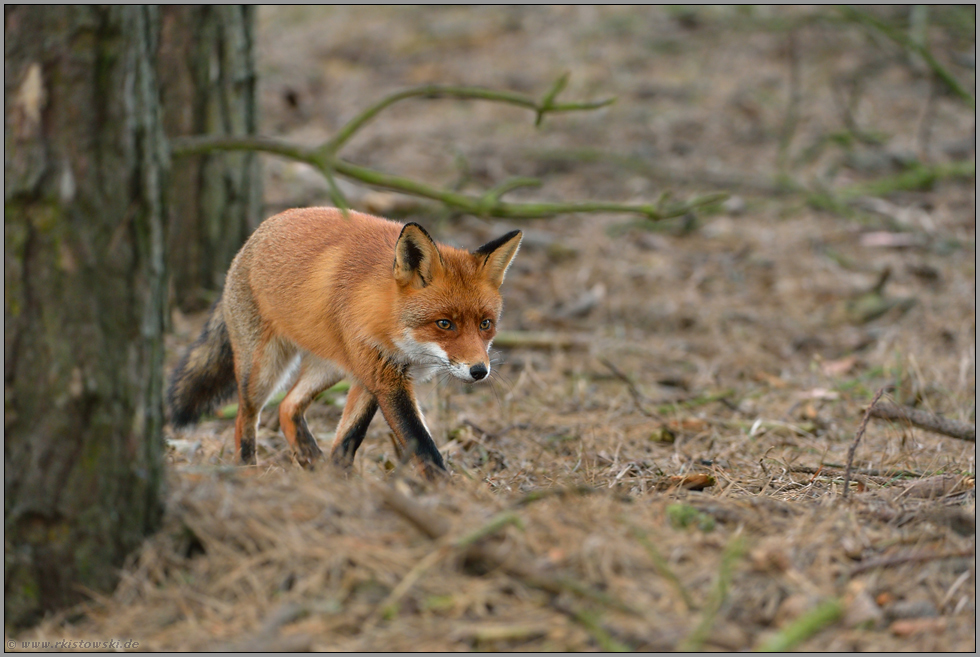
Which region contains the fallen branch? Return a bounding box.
[843,388,886,502]
[860,505,975,536]
[803,463,926,479]
[849,548,974,577]
[869,402,975,442]
[893,474,974,500]
[787,464,925,487]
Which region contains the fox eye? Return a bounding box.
[480,319,492,330]
[436,319,453,330]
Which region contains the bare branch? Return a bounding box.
[321,77,615,157]
[869,402,975,442]
[333,158,725,219]
[170,78,714,222]
[172,135,321,165]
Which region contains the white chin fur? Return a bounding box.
[395,330,487,383]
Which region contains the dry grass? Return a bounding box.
[13,6,975,652]
[21,458,974,651]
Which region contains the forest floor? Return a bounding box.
[20,6,976,651]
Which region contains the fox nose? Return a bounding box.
[469,364,489,381]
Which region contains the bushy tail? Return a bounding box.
[167,299,237,427]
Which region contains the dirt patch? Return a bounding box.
[15,6,974,651]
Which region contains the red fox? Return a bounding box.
[167,207,522,478]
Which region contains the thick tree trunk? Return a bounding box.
[159,6,261,312]
[4,6,167,626]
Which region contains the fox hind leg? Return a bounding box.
[279,354,343,468]
[234,336,298,465]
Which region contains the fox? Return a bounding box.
[167,207,522,478]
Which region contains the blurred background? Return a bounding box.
[5,5,975,650]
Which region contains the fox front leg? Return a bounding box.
[375,381,447,479]
[329,382,379,468]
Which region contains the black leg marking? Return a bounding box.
[388,389,446,472]
[292,414,324,467]
[240,435,256,464]
[331,398,379,467]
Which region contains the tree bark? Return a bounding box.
[4,6,167,626]
[159,5,261,312]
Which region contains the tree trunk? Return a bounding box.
[4,6,167,626]
[159,5,261,312]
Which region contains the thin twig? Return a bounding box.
[869,402,975,442]
[843,387,886,502]
[600,358,658,418]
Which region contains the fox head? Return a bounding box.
[392,223,522,383]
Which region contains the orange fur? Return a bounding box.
[167,207,522,476]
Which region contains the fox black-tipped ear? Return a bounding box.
[393,223,443,288]
[473,230,522,288]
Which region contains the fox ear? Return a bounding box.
[393,223,443,288]
[473,230,523,288]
